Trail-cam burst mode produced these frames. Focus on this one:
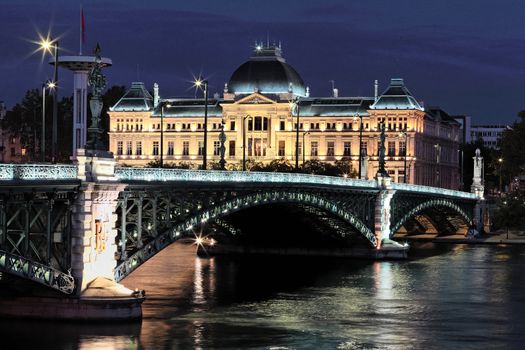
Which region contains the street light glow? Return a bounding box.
[40,38,53,52]
[193,78,207,89]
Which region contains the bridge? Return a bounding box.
[0,161,481,298]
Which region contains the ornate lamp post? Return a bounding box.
[85,44,106,152]
[41,81,56,162]
[194,79,208,170]
[242,115,251,171]
[219,119,227,170]
[377,120,388,177]
[291,98,301,171]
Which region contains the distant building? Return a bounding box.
[452,115,472,144]
[470,124,508,149]
[108,43,461,189]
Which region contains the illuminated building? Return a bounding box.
[108,43,460,189]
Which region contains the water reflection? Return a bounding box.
[0,243,524,349]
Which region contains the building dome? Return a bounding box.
[227,44,306,96]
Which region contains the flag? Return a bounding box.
[81,7,86,45]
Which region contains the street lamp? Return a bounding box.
[41,81,56,162]
[355,114,364,179]
[194,79,208,170]
[290,98,301,171]
[458,148,464,190]
[498,157,503,193]
[399,129,408,183]
[242,115,252,171]
[302,131,310,168]
[38,36,59,163]
[434,144,441,187]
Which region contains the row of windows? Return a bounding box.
[116,139,409,157]
[113,118,410,133]
[116,119,144,132]
[117,140,237,157]
[472,131,503,137]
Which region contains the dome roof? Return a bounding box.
[227,45,306,96]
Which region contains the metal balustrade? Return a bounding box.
[115,167,478,199]
[0,164,78,181]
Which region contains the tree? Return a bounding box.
[302,159,327,175]
[492,190,525,235]
[500,111,525,179]
[259,158,294,172]
[3,89,42,160]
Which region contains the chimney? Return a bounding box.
[333,88,339,98]
[153,83,159,108]
[374,80,379,102]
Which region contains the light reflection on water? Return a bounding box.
[0,242,524,349]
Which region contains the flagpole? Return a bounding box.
[79,4,83,55]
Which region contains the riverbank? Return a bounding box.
[396,230,525,245]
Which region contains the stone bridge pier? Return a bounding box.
[71,150,127,293]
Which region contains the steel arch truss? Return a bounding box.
[390,198,473,235]
[0,185,77,294]
[115,187,377,281]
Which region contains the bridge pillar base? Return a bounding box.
[72,153,130,296]
[0,294,144,321]
[71,181,127,294]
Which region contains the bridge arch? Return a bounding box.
[116,190,376,281]
[390,199,472,236]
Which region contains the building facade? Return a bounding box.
[108,44,461,189]
[470,124,508,149]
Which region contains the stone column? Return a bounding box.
[374,175,396,248]
[471,148,485,231]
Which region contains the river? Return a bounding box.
[1,242,524,349]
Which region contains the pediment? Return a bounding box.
[234,93,277,105]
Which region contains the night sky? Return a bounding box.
[1,0,525,124]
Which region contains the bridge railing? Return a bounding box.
[114,167,379,189]
[0,164,78,181]
[392,182,477,199]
